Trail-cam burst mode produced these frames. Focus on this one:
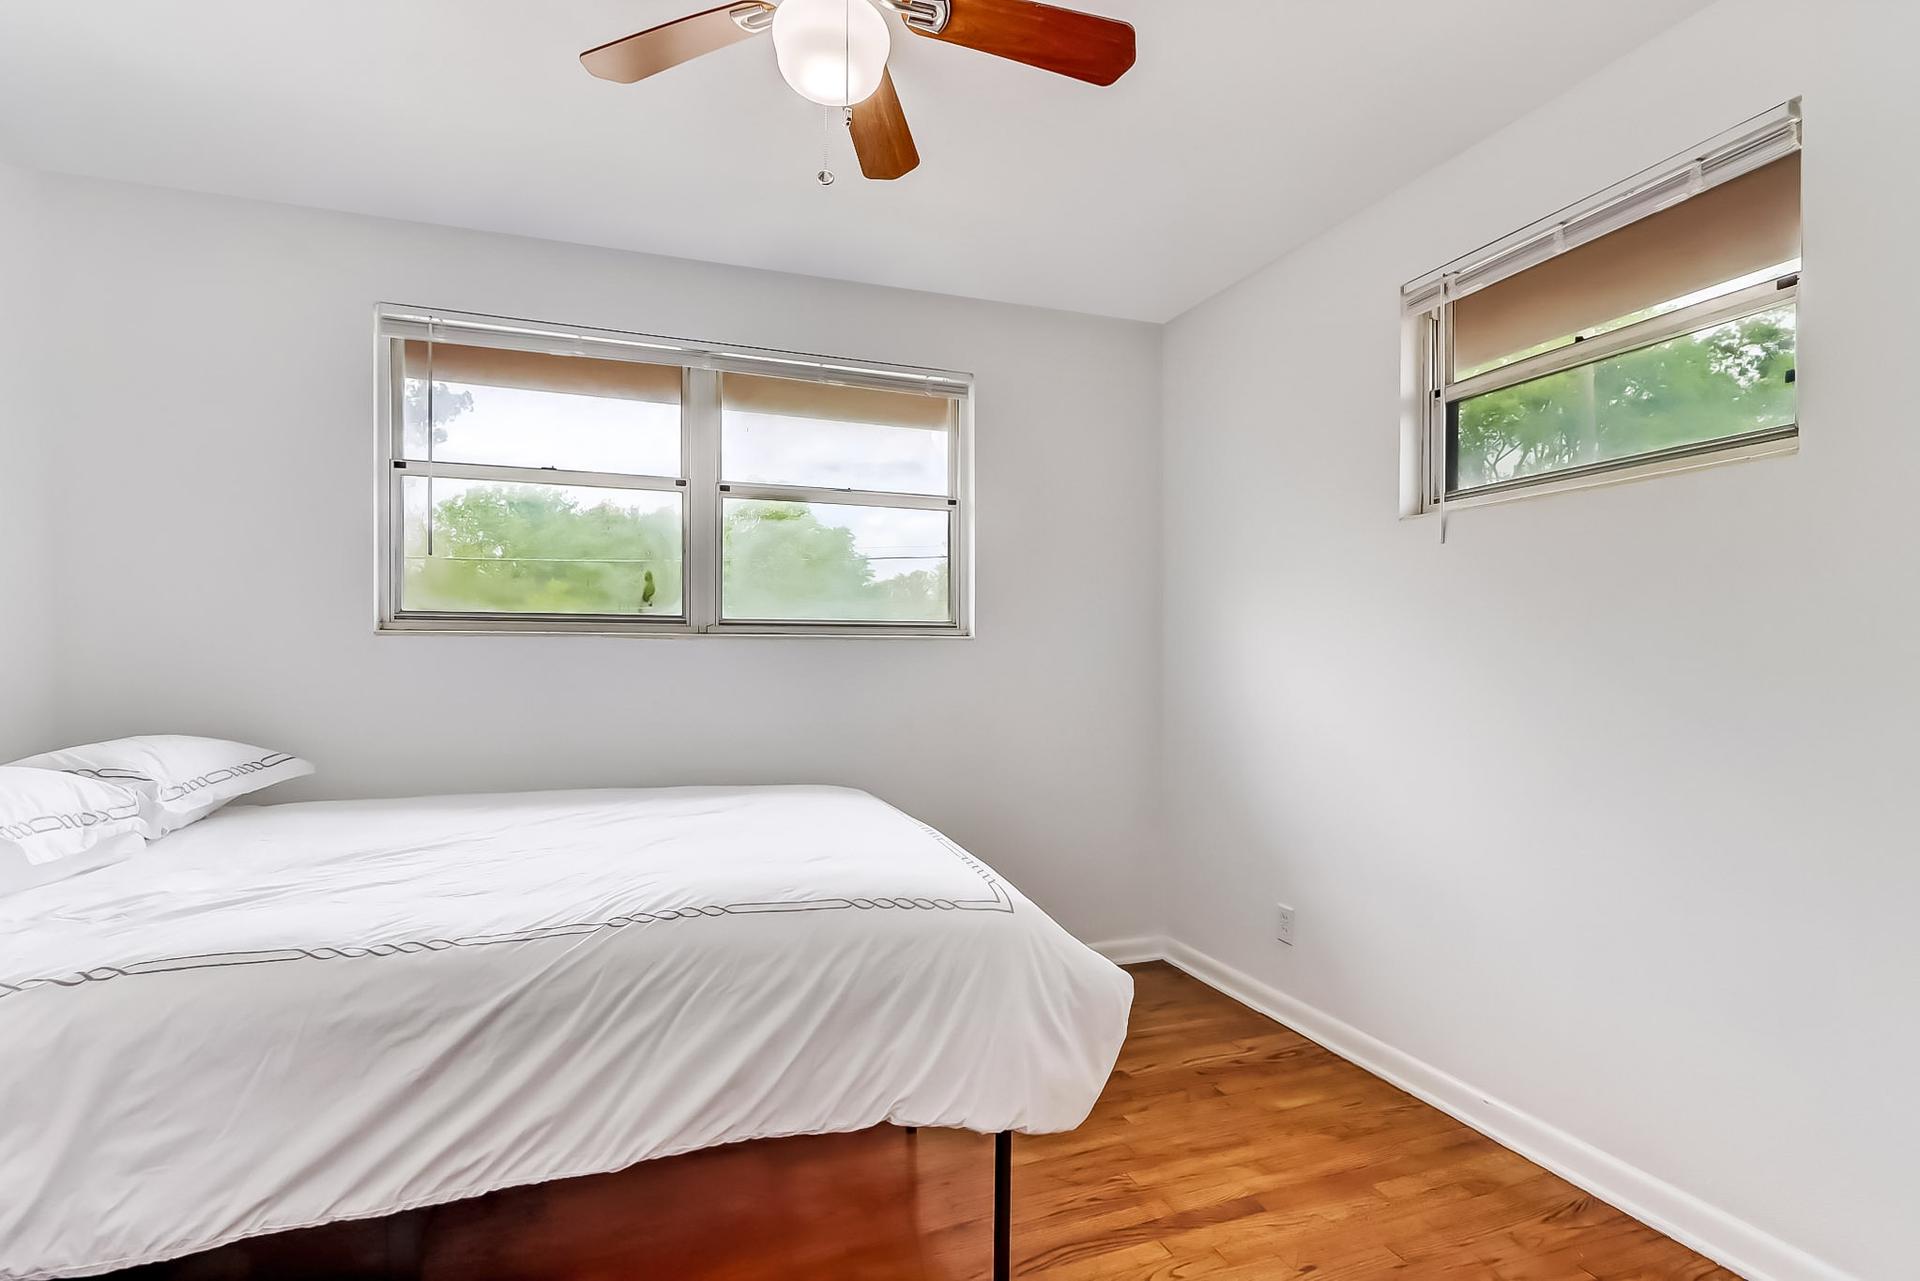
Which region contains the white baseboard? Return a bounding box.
[1099,936,1855,1281]
[1088,935,1167,967]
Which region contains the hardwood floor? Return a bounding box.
[116,963,1735,1280]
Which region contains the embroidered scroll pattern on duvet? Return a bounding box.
[0,819,1010,1001]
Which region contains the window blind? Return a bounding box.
[1402,99,1802,332]
[401,340,683,404]
[720,370,955,430]
[1450,152,1800,374]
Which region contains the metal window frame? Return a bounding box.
[1401,100,1803,517]
[374,306,974,638]
[1422,274,1800,509]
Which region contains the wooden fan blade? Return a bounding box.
[911,0,1135,86]
[580,2,773,84]
[850,70,921,181]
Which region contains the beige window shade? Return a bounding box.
[1451,152,1801,376]
[721,371,954,430]
[402,340,682,404]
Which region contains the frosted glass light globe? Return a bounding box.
[771,0,891,108]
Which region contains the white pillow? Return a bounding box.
[0,765,147,894]
[9,735,314,838]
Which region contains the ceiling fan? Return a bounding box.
[580,0,1137,182]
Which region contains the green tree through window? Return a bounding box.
[402,378,948,623]
[723,500,948,623]
[407,489,947,621]
[1454,308,1796,491]
[406,483,684,616]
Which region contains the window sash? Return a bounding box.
[392,471,695,626]
[1424,278,1798,505]
[715,502,960,630]
[1443,273,1796,405]
[394,459,686,493]
[377,308,972,636]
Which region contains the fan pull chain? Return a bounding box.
[812,0,853,188]
[817,0,850,187]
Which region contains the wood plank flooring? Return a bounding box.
[116,962,1736,1280]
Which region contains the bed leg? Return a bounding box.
[384,1208,427,1280]
[994,1129,1012,1281]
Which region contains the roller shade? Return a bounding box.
[1452,152,1801,376]
[720,371,954,430]
[402,340,681,404]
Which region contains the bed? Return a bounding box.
[0,785,1132,1280]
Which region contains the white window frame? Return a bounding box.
[1400,100,1803,517]
[375,306,974,638]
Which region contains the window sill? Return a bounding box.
[376,619,974,640]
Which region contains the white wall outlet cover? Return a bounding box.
[1275,903,1297,946]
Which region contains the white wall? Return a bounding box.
[24,175,1163,946]
[1162,3,1913,1279]
[10,4,1912,1272]
[0,158,52,757]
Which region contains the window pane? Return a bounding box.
[722,499,950,624]
[402,477,683,616]
[1452,306,1795,493]
[1455,257,1799,381]
[402,342,680,476]
[721,372,951,496]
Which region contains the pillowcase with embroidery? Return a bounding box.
[0,765,147,894]
[10,736,314,838]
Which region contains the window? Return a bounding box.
[1402,101,1802,512]
[378,309,971,635]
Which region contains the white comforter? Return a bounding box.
[0,786,1131,1280]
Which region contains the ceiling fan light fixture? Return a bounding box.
[771,0,891,107]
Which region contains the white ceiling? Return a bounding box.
[0,1,1709,321]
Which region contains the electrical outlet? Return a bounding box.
[1275,903,1296,946]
